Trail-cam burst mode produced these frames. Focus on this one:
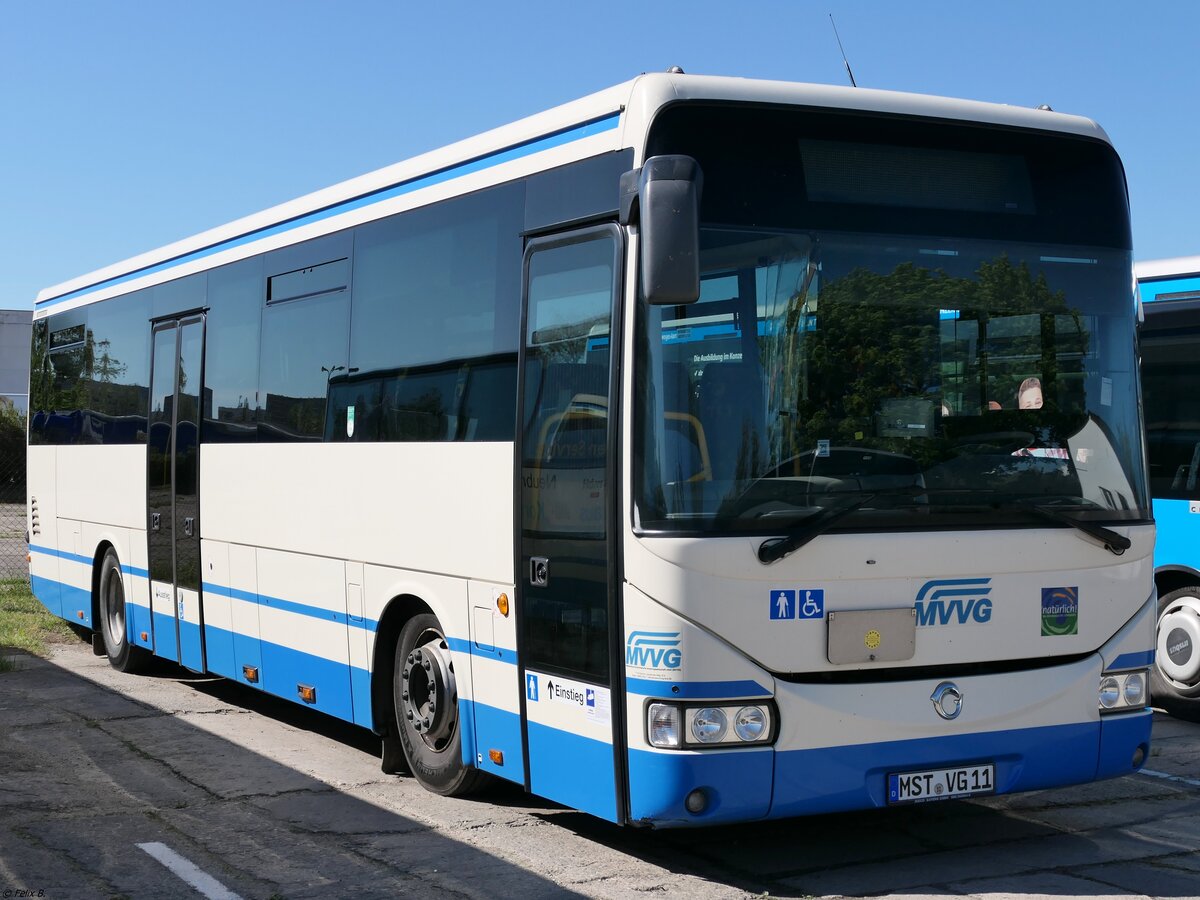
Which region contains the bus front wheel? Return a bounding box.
[392,613,488,796]
[1152,586,1200,722]
[98,548,148,674]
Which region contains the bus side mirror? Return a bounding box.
[620,155,703,305]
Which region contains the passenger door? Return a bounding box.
[146,315,205,672]
[515,225,625,822]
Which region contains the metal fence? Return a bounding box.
[0,441,27,580]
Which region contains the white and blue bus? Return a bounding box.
[1136,256,1200,720]
[28,72,1155,826]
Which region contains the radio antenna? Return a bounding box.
[829,14,858,88]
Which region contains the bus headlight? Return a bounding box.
[1098,669,1149,713]
[648,703,681,748]
[733,706,767,742]
[645,700,776,749]
[690,707,728,743]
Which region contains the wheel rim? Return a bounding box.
[1157,597,1200,692]
[400,628,458,751]
[104,564,126,646]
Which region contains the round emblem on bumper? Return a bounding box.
[931,681,963,720]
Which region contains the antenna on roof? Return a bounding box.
[829,14,858,88]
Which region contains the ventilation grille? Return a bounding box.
[30,496,40,537]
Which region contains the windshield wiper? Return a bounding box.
[758,494,875,564]
[1016,498,1132,555]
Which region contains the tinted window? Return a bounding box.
[30,310,87,445]
[259,285,349,442]
[335,183,522,443]
[203,257,263,442]
[1143,304,1200,500]
[84,290,150,443]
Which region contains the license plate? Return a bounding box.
[887,763,995,804]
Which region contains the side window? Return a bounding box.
[203,257,263,442]
[84,291,151,444]
[258,253,350,442]
[338,183,523,442]
[32,312,88,445]
[1142,317,1200,499]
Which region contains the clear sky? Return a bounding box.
[4,0,1198,309]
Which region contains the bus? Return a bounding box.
[1136,256,1200,721]
[28,72,1154,826]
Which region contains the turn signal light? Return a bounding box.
[298,684,317,704]
[496,593,510,617]
[489,749,504,765]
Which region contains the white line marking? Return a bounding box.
[1139,768,1200,788]
[136,842,243,900]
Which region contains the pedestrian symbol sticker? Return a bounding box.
[526,673,539,701]
[771,590,796,620]
[770,589,825,620]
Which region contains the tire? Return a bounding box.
[98,548,148,674]
[392,613,487,796]
[1151,586,1200,722]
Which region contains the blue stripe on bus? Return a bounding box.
[626,715,1153,825]
[30,574,64,618]
[625,676,771,699]
[1141,274,1200,303]
[464,700,526,784]
[1109,650,1155,671]
[29,543,150,579]
[527,719,618,822]
[38,111,623,310]
[30,544,92,566]
[627,745,774,825]
[445,636,518,665]
[202,581,377,632]
[1152,497,1196,575]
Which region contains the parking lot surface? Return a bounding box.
[1,639,1198,899]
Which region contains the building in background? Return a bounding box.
[1,309,32,414]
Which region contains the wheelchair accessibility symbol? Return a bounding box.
[769,589,824,620]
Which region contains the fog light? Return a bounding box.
[690,707,728,744]
[648,703,681,748]
[1099,676,1121,709]
[684,788,707,814]
[733,706,767,742]
[1123,672,1146,707]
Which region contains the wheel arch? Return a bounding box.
[90,539,118,628]
[370,594,434,737]
[1155,565,1200,601]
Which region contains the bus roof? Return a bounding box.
[36,71,1115,316]
[1135,256,1200,282]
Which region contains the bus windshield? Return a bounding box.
[636,230,1146,533]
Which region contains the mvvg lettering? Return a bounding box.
[915,597,993,626]
[914,578,994,627]
[625,631,683,668]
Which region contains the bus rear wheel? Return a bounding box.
[98,548,148,674]
[1151,586,1200,722]
[392,613,488,796]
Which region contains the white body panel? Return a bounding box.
[200,443,513,584]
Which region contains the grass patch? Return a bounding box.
[0,577,77,658]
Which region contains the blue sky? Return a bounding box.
[4,1,1198,309]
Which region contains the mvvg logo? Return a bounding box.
[915,578,993,627]
[625,631,682,669]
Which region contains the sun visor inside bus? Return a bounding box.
[524,150,633,233]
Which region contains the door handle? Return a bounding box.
[530,556,549,587]
[183,517,195,538]
[150,512,161,532]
